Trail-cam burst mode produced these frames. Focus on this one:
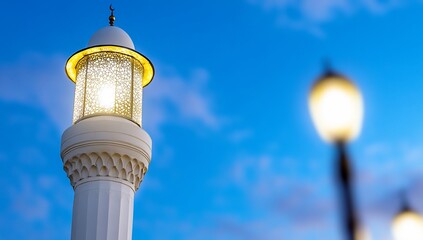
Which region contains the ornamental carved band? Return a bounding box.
[63,152,147,191]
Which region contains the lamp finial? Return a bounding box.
[109,4,115,26]
[323,58,333,75]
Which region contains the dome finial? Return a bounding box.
[109,4,116,26]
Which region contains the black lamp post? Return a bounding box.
[337,141,357,240]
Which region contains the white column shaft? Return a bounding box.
[71,180,134,240]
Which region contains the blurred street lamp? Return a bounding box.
[392,196,423,240]
[309,65,364,240]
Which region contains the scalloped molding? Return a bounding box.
[63,152,147,191]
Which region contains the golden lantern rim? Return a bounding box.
[65,45,155,87]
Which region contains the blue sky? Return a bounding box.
[3,0,423,239]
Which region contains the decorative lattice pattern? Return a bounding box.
[73,57,87,122]
[73,52,144,125]
[133,60,143,126]
[63,152,147,190]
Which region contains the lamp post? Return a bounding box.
[60,6,154,240]
[392,195,423,240]
[309,65,364,240]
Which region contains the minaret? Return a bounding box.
[61,6,154,240]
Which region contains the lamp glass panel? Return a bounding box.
[73,57,87,123]
[72,51,144,126]
[114,55,132,118]
[132,60,143,125]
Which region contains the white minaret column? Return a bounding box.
[61,8,155,240]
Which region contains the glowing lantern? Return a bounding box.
[309,70,363,143]
[65,17,154,126]
[392,208,423,240]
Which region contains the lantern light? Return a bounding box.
[65,19,154,126]
[309,69,363,143]
[392,209,423,240]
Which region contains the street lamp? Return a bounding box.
[309,65,364,240]
[60,6,154,240]
[392,196,423,240]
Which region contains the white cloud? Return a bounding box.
[0,55,222,137]
[209,140,423,239]
[0,100,73,239]
[213,153,338,235]
[143,68,222,137]
[2,172,72,239]
[10,175,50,221]
[224,153,331,198]
[356,141,423,189]
[249,0,403,34]
[0,54,74,131]
[228,129,253,143]
[360,0,402,13]
[301,0,352,22]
